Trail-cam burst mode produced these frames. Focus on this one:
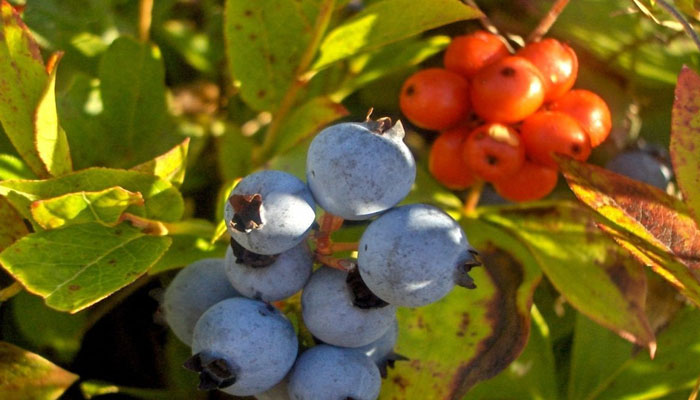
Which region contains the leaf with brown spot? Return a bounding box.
[560,157,700,307]
[0,1,50,178]
[671,66,700,224]
[481,202,656,354]
[0,341,78,400]
[379,218,541,399]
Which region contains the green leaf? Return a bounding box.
[0,167,185,223]
[34,53,72,177]
[0,196,28,253]
[0,341,78,400]
[468,306,558,400]
[578,307,700,400]
[131,138,190,187]
[0,222,171,312]
[481,202,656,353]
[380,218,542,398]
[149,234,227,274]
[11,291,88,363]
[224,0,318,111]
[333,35,450,99]
[158,20,218,75]
[560,157,700,308]
[670,66,700,224]
[0,2,50,178]
[97,37,176,167]
[29,187,145,230]
[312,0,479,70]
[0,154,36,180]
[273,96,348,154]
[216,124,253,182]
[80,380,175,400]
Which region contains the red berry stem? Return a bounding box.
[526,0,570,43]
[462,180,485,216]
[314,254,355,272]
[138,0,154,43]
[462,0,515,53]
[330,242,359,253]
[654,0,700,54]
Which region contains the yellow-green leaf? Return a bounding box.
[0,196,28,252]
[0,341,78,400]
[312,0,480,70]
[30,187,144,230]
[0,1,49,177]
[273,96,348,155]
[34,53,72,177]
[131,138,190,187]
[0,222,171,312]
[670,66,700,224]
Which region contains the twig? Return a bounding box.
[138,0,154,43]
[462,180,485,216]
[654,0,700,53]
[0,282,23,302]
[526,0,571,43]
[253,0,336,166]
[462,0,515,53]
[690,371,700,400]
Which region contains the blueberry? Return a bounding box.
[301,267,396,348]
[188,298,298,396]
[224,170,316,255]
[287,345,381,400]
[225,240,313,302]
[306,118,416,220]
[356,318,398,364]
[162,258,239,346]
[358,204,478,307]
[606,150,672,190]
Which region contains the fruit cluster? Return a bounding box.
[161,117,479,399]
[399,30,612,202]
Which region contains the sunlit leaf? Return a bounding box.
[0,341,78,400]
[560,157,700,307]
[273,96,348,154]
[0,222,171,312]
[670,66,700,223]
[0,196,28,253]
[312,0,479,70]
[131,138,190,187]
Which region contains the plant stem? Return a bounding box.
[0,281,22,302]
[654,0,700,53]
[253,0,336,166]
[331,242,359,253]
[462,0,515,53]
[526,0,570,43]
[462,180,484,216]
[138,0,154,42]
[690,372,700,400]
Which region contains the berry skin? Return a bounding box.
[255,379,290,400]
[517,38,578,101]
[470,56,545,123]
[225,241,313,302]
[399,68,471,130]
[287,345,381,400]
[520,111,592,168]
[462,123,525,182]
[306,119,415,220]
[493,161,558,202]
[190,298,298,397]
[356,318,399,365]
[429,127,477,189]
[605,150,672,190]
[162,258,239,346]
[224,170,316,255]
[550,89,612,147]
[444,30,510,78]
[301,267,397,348]
[358,204,478,307]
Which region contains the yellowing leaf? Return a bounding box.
[131,138,190,187]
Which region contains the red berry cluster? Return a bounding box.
[399,31,612,202]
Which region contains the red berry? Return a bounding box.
[399,68,471,130]
[517,38,578,102]
[462,123,524,182]
[550,89,612,147]
[429,127,477,189]
[493,161,558,202]
[470,56,545,123]
[521,111,592,168]
[444,30,510,78]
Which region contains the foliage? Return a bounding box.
[0,0,699,399]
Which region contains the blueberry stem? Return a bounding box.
[314,254,355,272]
[462,180,485,216]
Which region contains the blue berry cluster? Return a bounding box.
[161,116,479,399]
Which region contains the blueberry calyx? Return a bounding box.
[363,108,404,139]
[183,352,238,390]
[455,249,482,289]
[346,267,390,309]
[228,193,263,233]
[378,351,409,378]
[230,238,278,268]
